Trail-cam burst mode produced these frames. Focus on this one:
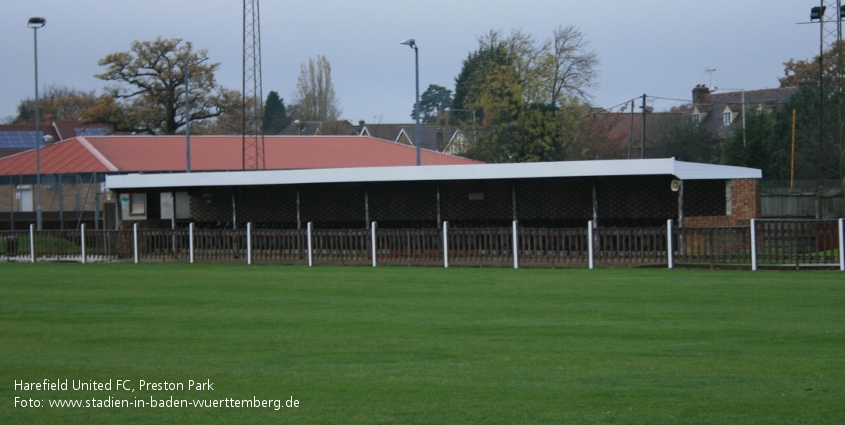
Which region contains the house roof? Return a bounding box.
[106,158,762,191]
[0,125,48,151]
[280,121,461,152]
[0,135,482,176]
[692,86,798,137]
[0,118,111,155]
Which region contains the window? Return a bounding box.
[692,114,700,126]
[723,112,732,126]
[129,193,146,216]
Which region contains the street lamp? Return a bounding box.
[400,38,421,166]
[28,17,45,230]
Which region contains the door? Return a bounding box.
[17,186,33,212]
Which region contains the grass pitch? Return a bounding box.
[1,263,843,424]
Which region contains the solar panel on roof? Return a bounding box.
[0,130,45,150]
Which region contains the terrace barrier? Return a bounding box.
[2,219,842,271]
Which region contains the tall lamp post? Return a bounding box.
[28,17,46,230]
[400,38,421,166]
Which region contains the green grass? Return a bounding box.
[1,264,843,424]
[0,235,81,256]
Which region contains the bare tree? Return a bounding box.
[291,55,341,122]
[475,26,598,107]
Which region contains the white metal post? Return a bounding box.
[307,222,313,267]
[30,224,35,263]
[189,222,194,264]
[246,222,252,265]
[839,218,844,272]
[512,220,519,269]
[588,220,594,269]
[81,223,86,264]
[667,219,673,269]
[133,223,139,264]
[371,221,377,267]
[750,219,757,271]
[443,221,449,268]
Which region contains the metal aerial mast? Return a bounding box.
[242,0,265,170]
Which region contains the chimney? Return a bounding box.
[358,120,365,127]
[45,114,55,126]
[692,84,711,104]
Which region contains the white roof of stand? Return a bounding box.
[106,158,761,190]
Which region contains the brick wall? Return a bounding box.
[685,178,760,227]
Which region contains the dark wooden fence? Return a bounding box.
[311,229,371,266]
[675,226,752,265]
[447,228,513,267]
[757,220,840,266]
[2,220,842,270]
[595,227,668,266]
[376,229,442,266]
[84,230,133,261]
[137,229,190,261]
[518,228,589,267]
[251,229,307,265]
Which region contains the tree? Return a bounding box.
[778,41,845,183]
[770,86,840,182]
[291,55,341,122]
[652,115,720,163]
[452,42,513,119]
[452,27,599,163]
[84,37,236,135]
[720,106,774,172]
[571,108,630,160]
[477,29,545,105]
[474,26,598,107]
[13,85,99,124]
[263,91,290,134]
[779,40,845,91]
[411,84,452,124]
[542,25,599,107]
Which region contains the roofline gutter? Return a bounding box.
[106,158,761,191]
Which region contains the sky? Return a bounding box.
[0,0,828,126]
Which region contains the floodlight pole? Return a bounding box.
[641,94,647,159]
[401,39,421,165]
[185,60,191,173]
[29,17,46,230]
[819,1,825,192]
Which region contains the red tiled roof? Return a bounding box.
[0,135,482,176]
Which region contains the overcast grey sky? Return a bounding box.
[0,1,825,125]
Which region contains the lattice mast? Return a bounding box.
[822,1,845,195]
[242,0,265,170]
[813,2,844,193]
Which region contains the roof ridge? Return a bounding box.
[76,137,119,171]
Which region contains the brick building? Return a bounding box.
[0,134,479,230]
